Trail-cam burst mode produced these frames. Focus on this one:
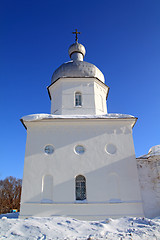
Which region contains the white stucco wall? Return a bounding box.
[20,118,144,219]
[49,78,108,115]
[137,156,160,218]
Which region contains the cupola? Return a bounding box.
[48,30,109,115]
[68,42,86,61]
[51,41,105,84]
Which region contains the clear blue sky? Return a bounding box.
[0,0,160,179]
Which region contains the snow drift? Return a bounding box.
[0,214,160,239]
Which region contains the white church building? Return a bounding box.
[19,34,146,220]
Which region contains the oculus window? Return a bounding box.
[44,145,54,154]
[75,92,82,106]
[75,145,85,155]
[75,175,86,201]
[105,144,117,154]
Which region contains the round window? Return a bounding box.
[75,145,85,155]
[106,144,117,154]
[44,145,54,155]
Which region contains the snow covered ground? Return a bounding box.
[0,214,160,239]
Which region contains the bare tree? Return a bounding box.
[0,176,22,214]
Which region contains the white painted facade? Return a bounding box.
[20,41,144,219]
[137,146,160,218]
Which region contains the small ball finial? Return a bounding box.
[68,42,86,61]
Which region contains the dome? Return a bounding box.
[51,42,105,83]
[51,60,105,83]
[148,145,160,157]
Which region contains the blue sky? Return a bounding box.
[0,0,160,179]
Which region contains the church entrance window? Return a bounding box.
[75,175,86,200]
[75,92,82,106]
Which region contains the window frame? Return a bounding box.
[75,92,82,107]
[75,175,86,201]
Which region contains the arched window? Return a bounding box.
[42,175,53,203]
[75,175,86,200]
[106,173,121,203]
[75,92,82,106]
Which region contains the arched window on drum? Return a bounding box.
[75,92,82,107]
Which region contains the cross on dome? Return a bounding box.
[72,29,81,42]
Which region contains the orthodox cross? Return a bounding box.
[72,29,81,42]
